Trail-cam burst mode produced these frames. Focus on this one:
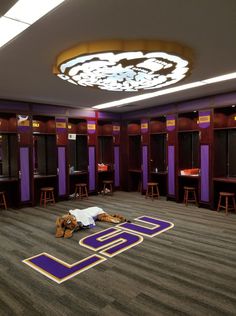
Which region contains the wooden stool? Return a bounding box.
[217,192,236,215]
[145,182,160,200]
[183,186,198,206]
[0,191,7,209]
[102,180,113,196]
[40,187,55,207]
[74,183,88,199]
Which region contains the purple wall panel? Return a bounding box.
[68,109,96,118]
[58,147,66,196]
[199,110,211,129]
[0,101,29,111]
[141,120,148,134]
[114,146,120,187]
[142,146,148,190]
[89,146,96,191]
[214,91,236,107]
[168,146,175,196]
[20,147,30,202]
[98,112,121,120]
[166,115,176,132]
[56,117,67,134]
[32,104,67,115]
[200,145,209,202]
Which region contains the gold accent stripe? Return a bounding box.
[87,123,96,130]
[166,119,175,127]
[56,122,66,128]
[199,115,210,123]
[18,120,30,126]
[141,123,148,129]
[113,126,120,131]
[54,39,194,72]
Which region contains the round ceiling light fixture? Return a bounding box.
[53,40,193,92]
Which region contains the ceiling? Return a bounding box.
[0,0,236,113]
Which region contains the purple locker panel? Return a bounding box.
[200,145,209,202]
[20,147,30,202]
[114,146,120,187]
[168,145,175,196]
[89,146,96,191]
[58,147,66,196]
[142,146,148,190]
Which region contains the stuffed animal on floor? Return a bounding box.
[55,206,127,238]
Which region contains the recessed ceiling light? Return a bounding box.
[5,0,65,24]
[0,0,65,48]
[54,39,193,92]
[0,16,29,48]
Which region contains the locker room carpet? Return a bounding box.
[0,191,236,316]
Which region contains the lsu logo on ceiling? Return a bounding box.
[23,216,174,284]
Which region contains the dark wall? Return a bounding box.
[178,132,199,170]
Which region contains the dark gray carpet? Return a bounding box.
[0,191,236,316]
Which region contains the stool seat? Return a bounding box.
[74,183,88,199]
[183,186,198,206]
[217,192,236,215]
[40,187,55,207]
[102,180,113,196]
[218,192,235,197]
[41,187,54,191]
[145,182,160,200]
[0,191,7,210]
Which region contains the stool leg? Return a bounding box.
[184,190,186,206]
[217,195,221,212]
[225,196,228,216]
[81,187,84,198]
[51,191,55,204]
[44,191,47,208]
[103,184,106,196]
[233,197,236,212]
[85,186,88,198]
[110,184,113,195]
[74,186,78,200]
[156,185,160,199]
[48,191,51,204]
[151,185,154,200]
[2,193,7,210]
[145,186,148,198]
[186,190,189,206]
[79,186,82,199]
[40,191,43,206]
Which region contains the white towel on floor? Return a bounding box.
[69,207,105,227]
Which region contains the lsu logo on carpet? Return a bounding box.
[23,216,174,284]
